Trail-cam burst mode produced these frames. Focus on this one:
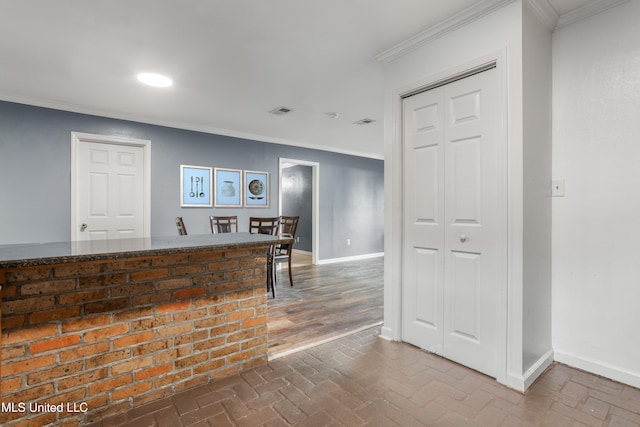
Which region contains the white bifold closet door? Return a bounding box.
[402,67,501,378]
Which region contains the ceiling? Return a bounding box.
[0,0,603,159]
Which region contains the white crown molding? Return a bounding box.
[525,0,559,30]
[555,0,630,30]
[374,0,516,64]
[0,94,384,160]
[374,0,630,60]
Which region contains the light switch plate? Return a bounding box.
[552,180,565,197]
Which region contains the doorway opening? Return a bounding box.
[278,158,319,264]
[270,158,383,359]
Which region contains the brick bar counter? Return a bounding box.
[0,233,284,426]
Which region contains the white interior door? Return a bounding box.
[72,133,150,241]
[402,67,501,378]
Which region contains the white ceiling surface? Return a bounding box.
[0,0,601,159]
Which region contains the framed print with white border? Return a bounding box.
[214,168,242,207]
[244,170,269,207]
[180,165,212,207]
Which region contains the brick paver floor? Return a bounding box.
[93,326,640,426]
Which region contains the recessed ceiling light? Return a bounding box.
[325,112,339,119]
[137,72,173,87]
[354,118,376,125]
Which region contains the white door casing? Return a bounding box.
[402,67,502,378]
[71,132,151,241]
[278,158,320,264]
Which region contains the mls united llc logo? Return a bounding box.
[1,401,88,414]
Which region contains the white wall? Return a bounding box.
[522,1,553,376]
[552,0,640,388]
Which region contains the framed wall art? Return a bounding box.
[244,170,269,207]
[180,165,212,207]
[214,167,242,207]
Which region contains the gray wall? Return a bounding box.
[0,101,383,260]
[281,165,312,252]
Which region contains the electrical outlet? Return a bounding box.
[295,237,299,243]
[347,239,351,246]
[552,180,565,197]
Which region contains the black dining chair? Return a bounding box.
[210,215,238,233]
[274,216,299,287]
[249,217,280,298]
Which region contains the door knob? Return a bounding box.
[80,223,88,232]
[460,234,468,243]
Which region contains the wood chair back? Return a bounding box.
[210,216,238,233]
[275,216,300,287]
[248,217,280,236]
[249,217,280,298]
[175,217,188,236]
[279,216,299,242]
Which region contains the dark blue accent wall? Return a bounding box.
[0,101,383,260]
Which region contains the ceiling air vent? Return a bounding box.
[353,118,376,125]
[269,106,293,115]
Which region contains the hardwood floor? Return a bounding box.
[267,254,383,359]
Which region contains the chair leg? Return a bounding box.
[271,260,276,298]
[273,259,277,286]
[265,265,271,296]
[266,255,276,298]
[288,255,293,286]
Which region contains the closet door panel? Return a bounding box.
[443,68,501,378]
[402,87,445,353]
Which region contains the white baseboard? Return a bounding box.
[317,252,384,265]
[524,349,555,389]
[554,349,640,389]
[379,326,396,342]
[504,372,526,393]
[504,350,554,392]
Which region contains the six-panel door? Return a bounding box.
[402,67,501,378]
[76,141,145,240]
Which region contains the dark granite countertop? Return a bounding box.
[0,233,288,269]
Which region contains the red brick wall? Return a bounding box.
[1,247,269,426]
